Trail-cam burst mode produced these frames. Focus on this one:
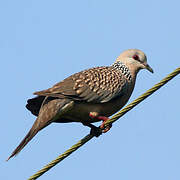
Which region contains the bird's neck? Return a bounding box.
[112,61,139,98]
[112,61,132,81]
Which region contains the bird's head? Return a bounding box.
[115,49,153,74]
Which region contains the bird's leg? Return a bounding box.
[82,122,102,137]
[89,112,112,133]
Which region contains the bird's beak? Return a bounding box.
[145,63,154,73]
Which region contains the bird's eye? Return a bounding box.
[132,54,140,61]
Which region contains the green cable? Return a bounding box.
[28,67,180,180]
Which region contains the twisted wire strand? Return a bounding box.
[28,67,180,180]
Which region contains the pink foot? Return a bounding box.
[89,113,112,133]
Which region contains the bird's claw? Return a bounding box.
[90,123,112,137]
[89,112,112,134]
[100,123,112,133]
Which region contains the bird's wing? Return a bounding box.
[34,66,128,103]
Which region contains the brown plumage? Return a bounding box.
[7,49,153,160]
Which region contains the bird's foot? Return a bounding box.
[89,112,112,133]
[82,122,102,137]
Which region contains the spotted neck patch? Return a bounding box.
[112,61,132,81]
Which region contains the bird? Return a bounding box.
[7,49,153,161]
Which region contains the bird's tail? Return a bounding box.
[7,120,39,161]
[7,99,73,161]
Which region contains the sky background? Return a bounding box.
[1,0,180,179]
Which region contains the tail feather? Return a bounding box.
[7,126,38,161]
[7,98,71,161]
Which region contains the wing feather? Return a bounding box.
[34,66,128,103]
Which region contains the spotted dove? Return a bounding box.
[7,49,153,160]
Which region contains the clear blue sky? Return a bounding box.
[1,0,180,179]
